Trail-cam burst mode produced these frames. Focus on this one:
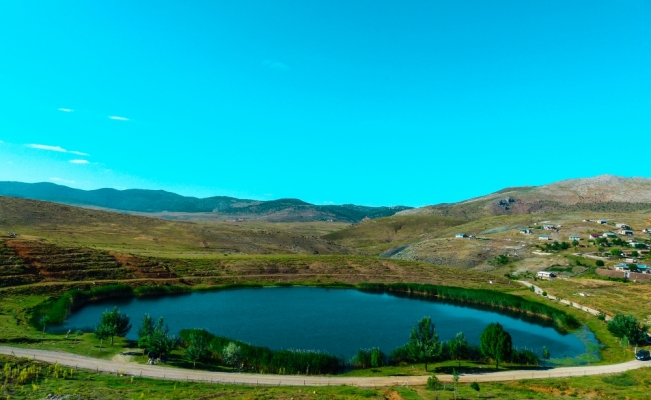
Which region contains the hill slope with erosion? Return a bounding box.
[399,175,651,220]
[0,181,410,223]
[0,196,354,256]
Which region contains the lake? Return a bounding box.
[56,287,598,362]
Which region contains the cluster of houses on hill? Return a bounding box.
[455,220,651,243]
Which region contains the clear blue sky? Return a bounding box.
[1,1,650,206]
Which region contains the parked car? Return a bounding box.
[636,350,650,360]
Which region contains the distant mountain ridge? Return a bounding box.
[398,175,651,220]
[0,181,411,223]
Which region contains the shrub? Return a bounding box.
[595,260,605,267]
[357,283,580,330]
[607,314,648,345]
[427,374,442,390]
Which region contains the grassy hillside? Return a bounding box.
[322,215,466,254]
[0,238,512,291]
[324,211,651,272]
[0,196,354,256]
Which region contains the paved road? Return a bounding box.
[1,346,646,387]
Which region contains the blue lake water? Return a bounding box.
[57,287,598,361]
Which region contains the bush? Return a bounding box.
[510,348,539,366]
[595,260,605,267]
[427,374,442,390]
[30,285,134,328]
[358,283,580,330]
[607,314,648,345]
[180,329,340,374]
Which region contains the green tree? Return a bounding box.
[631,250,639,257]
[98,307,131,346]
[426,374,442,391]
[39,315,49,338]
[541,346,550,365]
[479,322,513,369]
[452,368,459,400]
[449,332,469,367]
[406,316,441,371]
[222,342,242,370]
[184,330,208,369]
[595,260,605,267]
[137,314,177,358]
[370,348,384,368]
[607,314,649,345]
[572,239,579,247]
[610,248,621,257]
[137,314,155,355]
[95,322,111,351]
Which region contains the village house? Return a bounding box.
[536,271,556,279]
[520,228,532,234]
[603,232,617,238]
[620,229,634,236]
[616,223,631,229]
[595,220,607,224]
[589,233,602,240]
[543,225,555,230]
[455,233,468,239]
[569,235,581,241]
[615,264,629,271]
[643,229,651,234]
[630,242,648,248]
[538,235,549,240]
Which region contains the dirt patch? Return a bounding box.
[384,390,404,400]
[111,349,141,363]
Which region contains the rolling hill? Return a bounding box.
[0,196,355,256]
[0,182,411,223]
[398,175,651,220]
[324,175,651,270]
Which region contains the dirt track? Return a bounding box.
[1,346,647,387]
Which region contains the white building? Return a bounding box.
[536,271,556,279]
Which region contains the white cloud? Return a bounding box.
[109,116,129,121]
[58,108,74,112]
[70,159,90,164]
[27,143,89,156]
[50,177,76,184]
[27,144,67,152]
[263,60,289,70]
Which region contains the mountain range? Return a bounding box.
[0,181,411,223]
